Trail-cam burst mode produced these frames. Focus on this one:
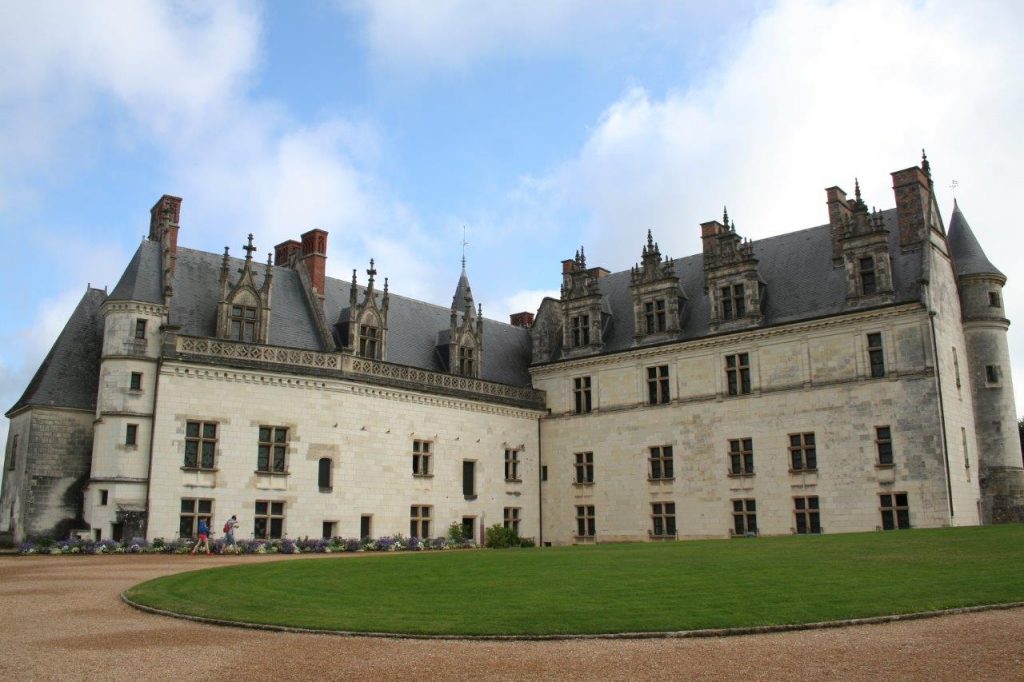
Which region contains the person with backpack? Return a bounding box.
[223,515,239,554]
[191,518,212,555]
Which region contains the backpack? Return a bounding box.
[223,521,232,533]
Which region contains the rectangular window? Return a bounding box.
[571,314,590,347]
[860,256,877,295]
[962,427,971,477]
[504,507,521,535]
[183,421,217,469]
[254,500,284,539]
[574,451,594,484]
[412,440,432,476]
[647,365,670,405]
[644,299,667,333]
[721,284,745,320]
[463,460,476,497]
[230,305,257,342]
[358,325,378,358]
[318,457,332,490]
[651,502,677,537]
[732,499,757,535]
[794,496,821,534]
[880,493,910,530]
[789,433,817,472]
[125,423,138,447]
[986,364,1000,384]
[8,434,17,470]
[99,489,108,506]
[953,347,961,389]
[504,448,521,482]
[462,516,475,540]
[179,498,213,538]
[648,445,674,480]
[876,426,893,465]
[360,515,372,540]
[458,345,474,375]
[867,333,885,378]
[573,376,592,414]
[410,505,431,538]
[129,372,142,391]
[725,353,751,396]
[541,465,548,482]
[322,521,336,539]
[257,426,288,473]
[989,291,1001,308]
[728,438,754,475]
[134,318,147,339]
[575,505,596,538]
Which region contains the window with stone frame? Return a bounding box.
[648,445,674,480]
[504,507,521,534]
[879,493,910,530]
[725,353,751,396]
[412,440,432,476]
[729,438,754,475]
[571,314,590,347]
[130,372,143,391]
[458,345,475,375]
[574,451,594,484]
[875,426,893,465]
[410,505,431,538]
[867,332,885,378]
[573,376,593,414]
[229,304,257,342]
[647,364,670,405]
[504,448,521,482]
[644,299,668,333]
[134,318,147,339]
[179,498,213,538]
[953,347,962,389]
[859,256,877,295]
[989,291,1001,308]
[257,426,288,473]
[720,283,746,320]
[732,499,757,535]
[125,423,138,447]
[99,489,108,506]
[962,427,971,479]
[794,496,821,534]
[254,500,284,539]
[184,421,217,469]
[651,502,677,537]
[789,433,817,472]
[986,364,1000,385]
[575,505,596,538]
[8,434,17,470]
[318,457,332,490]
[359,324,379,358]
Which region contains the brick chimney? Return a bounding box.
[891,164,932,248]
[700,219,726,258]
[274,240,302,267]
[826,186,851,262]
[149,195,182,254]
[300,229,328,296]
[510,311,534,328]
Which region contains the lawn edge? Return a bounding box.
[120,592,1024,641]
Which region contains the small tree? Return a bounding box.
[485,523,520,548]
[447,522,467,545]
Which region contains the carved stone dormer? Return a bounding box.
[560,247,610,357]
[630,230,686,344]
[443,262,484,377]
[837,180,894,307]
[701,209,765,333]
[343,259,389,360]
[216,234,273,343]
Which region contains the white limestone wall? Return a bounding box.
[535,305,963,545]
[146,362,542,542]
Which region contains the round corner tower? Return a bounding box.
[948,201,1024,522]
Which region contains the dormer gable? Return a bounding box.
[342,259,389,360]
[216,234,273,343]
[559,247,610,357]
[443,262,484,377]
[832,180,895,307]
[702,209,764,333]
[630,229,685,343]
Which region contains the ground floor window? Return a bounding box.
[410,505,431,538]
[360,515,372,540]
[504,507,521,535]
[794,496,821,534]
[576,505,596,538]
[732,499,757,535]
[651,502,676,537]
[322,521,336,539]
[880,493,910,529]
[254,500,284,539]
[180,498,213,538]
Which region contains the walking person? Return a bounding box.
[191,518,212,555]
[223,515,239,554]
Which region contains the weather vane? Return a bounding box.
[950,179,959,196]
[461,225,469,268]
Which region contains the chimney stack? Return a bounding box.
[274,240,302,267]
[300,229,328,296]
[891,164,932,248]
[510,311,534,328]
[149,195,182,254]
[700,219,726,258]
[826,186,851,262]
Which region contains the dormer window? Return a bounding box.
[571,315,590,346]
[359,325,379,358]
[860,257,877,295]
[644,300,667,333]
[459,346,474,375]
[721,284,745,320]
[230,304,257,342]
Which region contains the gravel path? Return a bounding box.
[2,553,1023,681]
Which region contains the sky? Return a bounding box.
[2,0,1023,449]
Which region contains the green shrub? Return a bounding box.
[485,523,520,548]
[447,522,467,545]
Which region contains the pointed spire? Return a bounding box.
[349,268,358,306]
[947,201,1002,278]
[854,178,862,203]
[921,148,931,176]
[723,206,730,229]
[646,229,654,249]
[221,246,230,271]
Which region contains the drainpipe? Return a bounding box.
[537,415,544,547]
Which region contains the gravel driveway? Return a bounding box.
[2,553,1023,681]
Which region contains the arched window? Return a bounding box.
[318,457,332,490]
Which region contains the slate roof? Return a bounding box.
[947,202,1003,278]
[8,288,106,415]
[108,240,163,303]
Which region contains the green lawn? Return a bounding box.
[125,525,1024,636]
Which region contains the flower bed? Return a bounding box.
[17,534,476,556]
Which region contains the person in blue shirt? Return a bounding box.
[190,518,212,555]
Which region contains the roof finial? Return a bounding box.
[461,225,468,271]
[647,229,654,248]
[722,206,730,228]
[921,148,931,176]
[243,233,256,260]
[854,178,863,204]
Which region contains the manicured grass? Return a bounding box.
[125,525,1024,636]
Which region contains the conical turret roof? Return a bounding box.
[451,260,475,317]
[948,201,1003,278]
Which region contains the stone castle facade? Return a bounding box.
[2,155,1022,545]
